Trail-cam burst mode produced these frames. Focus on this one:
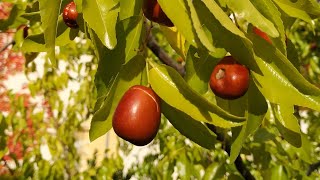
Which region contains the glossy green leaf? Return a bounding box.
[82,0,119,49]
[251,34,320,112]
[162,102,217,150]
[273,0,320,17]
[157,0,196,47]
[160,26,187,59]
[227,0,279,38]
[148,61,245,128]
[39,0,62,66]
[119,0,142,20]
[186,0,216,52]
[272,103,301,147]
[230,80,268,162]
[122,16,144,63]
[273,0,313,25]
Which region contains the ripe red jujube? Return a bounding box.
[142,0,174,27]
[112,85,161,146]
[209,56,250,100]
[63,2,78,28]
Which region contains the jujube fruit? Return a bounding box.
[253,26,272,44]
[112,85,161,146]
[209,56,250,100]
[63,2,78,28]
[142,0,174,27]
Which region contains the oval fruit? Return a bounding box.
[209,56,250,100]
[63,2,78,28]
[142,0,174,27]
[112,85,161,146]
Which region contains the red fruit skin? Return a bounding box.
[142,0,174,27]
[112,85,161,146]
[63,2,78,28]
[253,27,272,44]
[209,56,250,100]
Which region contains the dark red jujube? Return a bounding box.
[112,85,161,146]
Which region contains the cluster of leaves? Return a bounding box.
[85,0,320,168]
[0,7,126,177]
[2,0,320,179]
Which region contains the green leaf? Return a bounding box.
[74,0,83,12]
[250,34,320,112]
[295,133,313,164]
[273,0,320,17]
[119,0,142,20]
[268,165,289,180]
[122,16,144,63]
[229,79,268,162]
[56,16,79,46]
[273,0,313,25]
[90,55,145,141]
[162,102,217,150]
[39,0,62,66]
[82,0,119,49]
[227,0,279,38]
[21,34,47,52]
[186,0,216,52]
[157,0,196,47]
[203,162,226,180]
[271,103,301,147]
[160,26,187,59]
[148,61,245,128]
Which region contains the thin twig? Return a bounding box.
[146,28,186,77]
[0,40,15,53]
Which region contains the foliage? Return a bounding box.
[1,0,320,179]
